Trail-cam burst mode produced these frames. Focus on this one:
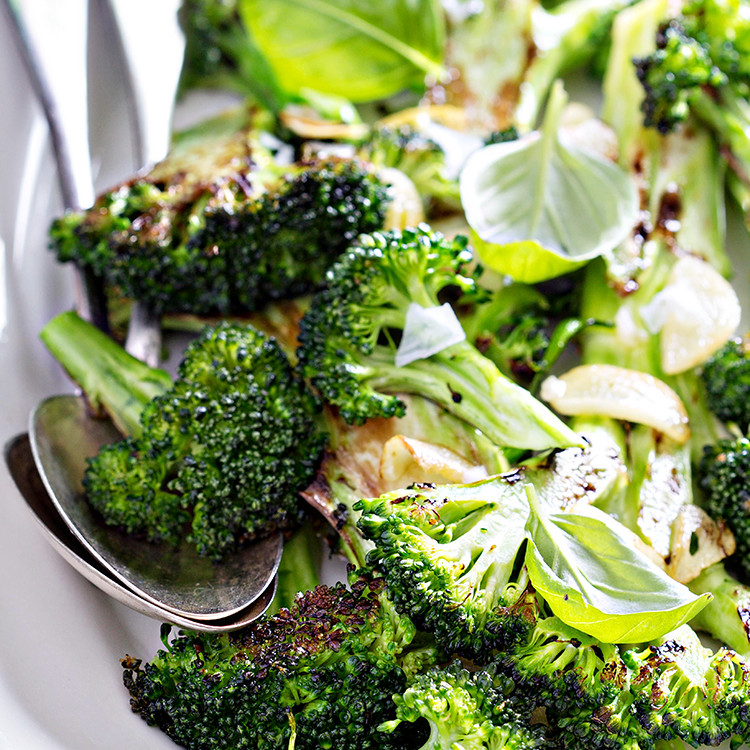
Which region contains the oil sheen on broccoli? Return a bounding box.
[41,311,325,559]
[49,107,388,316]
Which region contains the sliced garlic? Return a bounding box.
[640,255,741,375]
[667,504,736,584]
[379,167,426,231]
[540,363,690,443]
[379,435,487,491]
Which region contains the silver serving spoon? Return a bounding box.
[5,433,277,632]
[30,394,283,621]
[5,0,283,625]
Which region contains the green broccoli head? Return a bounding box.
[634,0,750,133]
[81,321,326,559]
[496,615,750,749]
[122,571,436,750]
[495,615,643,749]
[358,125,461,213]
[383,660,547,749]
[355,444,623,662]
[701,336,750,430]
[49,109,388,316]
[296,225,582,453]
[698,435,750,581]
[627,626,750,748]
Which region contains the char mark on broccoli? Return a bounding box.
[122,570,436,750]
[50,108,388,316]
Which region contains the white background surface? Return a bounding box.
[1,3,749,750]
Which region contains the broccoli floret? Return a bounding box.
[497,616,750,749]
[49,108,388,317]
[355,443,624,662]
[41,311,326,559]
[698,436,750,581]
[358,125,461,214]
[122,571,437,750]
[296,225,582,453]
[701,337,750,431]
[382,660,547,749]
[496,615,645,749]
[634,0,750,134]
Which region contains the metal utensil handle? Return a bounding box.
[0,0,108,330]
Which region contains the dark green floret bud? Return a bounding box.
[701,337,750,431]
[698,435,750,581]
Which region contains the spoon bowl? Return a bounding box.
[29,394,283,622]
[5,433,277,631]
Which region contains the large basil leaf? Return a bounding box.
[238,0,446,102]
[460,82,638,282]
[524,487,711,644]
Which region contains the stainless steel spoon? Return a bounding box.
[30,394,283,622]
[6,432,276,631]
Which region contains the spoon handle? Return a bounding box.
[0,0,109,331]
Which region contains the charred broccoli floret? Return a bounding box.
[49,108,388,316]
[122,571,437,750]
[41,311,325,559]
[296,225,582,453]
[382,660,547,749]
[355,444,623,662]
[634,0,750,135]
[497,617,750,749]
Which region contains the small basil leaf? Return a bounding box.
[239,0,446,103]
[524,486,711,643]
[460,81,638,282]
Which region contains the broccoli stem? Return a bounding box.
[40,310,172,437]
[688,563,750,658]
[364,342,583,454]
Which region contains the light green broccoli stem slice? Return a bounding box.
[40,310,172,437]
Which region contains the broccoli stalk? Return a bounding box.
[296,226,583,455]
[632,0,750,231]
[40,311,326,559]
[122,570,440,750]
[49,106,389,318]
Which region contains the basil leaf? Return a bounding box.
[524,487,711,644]
[460,81,638,282]
[238,0,446,102]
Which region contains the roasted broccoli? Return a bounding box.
[355,443,624,662]
[40,311,325,559]
[698,436,750,581]
[496,615,750,748]
[633,0,750,225]
[701,336,750,431]
[49,107,388,317]
[382,660,547,749]
[122,571,438,750]
[357,124,462,214]
[296,225,583,453]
